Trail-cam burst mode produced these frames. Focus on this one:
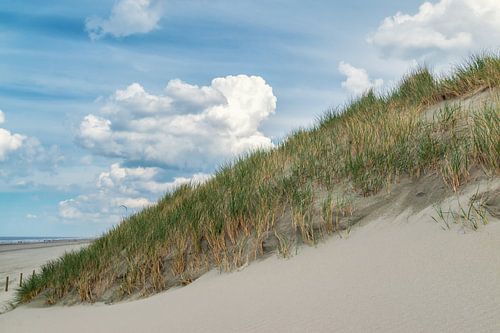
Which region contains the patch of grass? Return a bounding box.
[441,54,500,98]
[432,187,490,231]
[17,53,500,305]
[471,104,500,172]
[432,204,451,230]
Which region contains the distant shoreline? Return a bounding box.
[0,239,94,253]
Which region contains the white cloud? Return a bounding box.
[59,198,88,220]
[165,79,226,109]
[26,214,38,219]
[102,83,173,116]
[338,62,383,96]
[368,0,500,59]
[17,137,63,171]
[78,114,113,150]
[113,197,152,209]
[0,111,25,161]
[0,137,63,182]
[59,192,151,223]
[0,112,63,191]
[97,163,211,195]
[0,129,24,161]
[77,75,277,170]
[86,0,165,40]
[59,163,211,223]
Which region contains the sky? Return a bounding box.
[1,0,499,237]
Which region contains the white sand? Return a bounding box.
[1,196,499,332]
[0,242,89,312]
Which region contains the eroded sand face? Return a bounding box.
[1,181,499,333]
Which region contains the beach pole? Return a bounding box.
[19,273,23,287]
[5,276,8,292]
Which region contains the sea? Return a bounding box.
[0,236,85,245]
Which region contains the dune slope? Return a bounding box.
[2,178,499,332]
[15,54,500,307]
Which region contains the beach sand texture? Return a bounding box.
[1,180,499,332]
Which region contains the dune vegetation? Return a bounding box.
[17,54,500,305]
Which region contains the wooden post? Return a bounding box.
[5,276,8,292]
[32,270,35,278]
[19,273,23,287]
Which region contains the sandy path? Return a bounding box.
[1,210,499,332]
[0,242,89,311]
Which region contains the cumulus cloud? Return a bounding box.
[0,111,25,161]
[0,111,63,190]
[86,0,164,39]
[17,137,63,172]
[59,163,211,223]
[368,0,500,59]
[77,75,277,170]
[338,62,383,95]
[0,130,24,161]
[97,163,211,195]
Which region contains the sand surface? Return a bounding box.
[0,241,90,311]
[1,197,499,332]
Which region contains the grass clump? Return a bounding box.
[16,54,500,305]
[432,187,492,231]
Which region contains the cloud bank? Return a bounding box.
[338,62,383,96]
[59,163,211,223]
[368,0,500,59]
[86,0,165,39]
[77,75,277,170]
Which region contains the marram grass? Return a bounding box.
[17,54,500,304]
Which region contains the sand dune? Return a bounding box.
[1,181,499,332]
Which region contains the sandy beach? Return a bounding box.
[0,240,90,312]
[1,192,499,332]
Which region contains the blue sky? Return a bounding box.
[1,0,498,237]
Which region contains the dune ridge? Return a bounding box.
[13,54,500,311]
